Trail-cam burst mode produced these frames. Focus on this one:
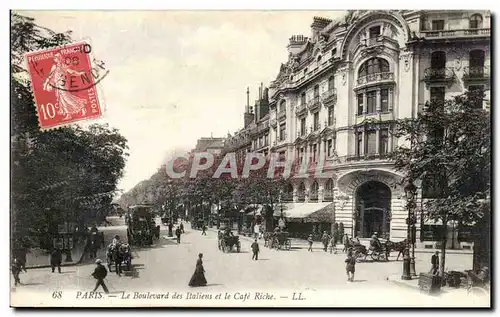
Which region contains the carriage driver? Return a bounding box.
[369,232,382,251]
[112,235,121,248]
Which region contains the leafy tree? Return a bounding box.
[11,12,128,246]
[390,90,490,276]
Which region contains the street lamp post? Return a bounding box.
[402,179,417,280]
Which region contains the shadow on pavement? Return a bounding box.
[205,283,223,287]
[20,282,45,286]
[351,280,367,283]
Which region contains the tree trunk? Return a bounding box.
[439,221,448,277]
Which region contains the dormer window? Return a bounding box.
[470,14,483,29]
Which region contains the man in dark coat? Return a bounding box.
[251,239,260,261]
[321,231,330,252]
[11,257,23,286]
[431,251,439,275]
[50,247,63,273]
[91,259,109,293]
[180,222,185,234]
[202,224,207,236]
[175,226,182,244]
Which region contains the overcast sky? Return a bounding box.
[20,10,345,192]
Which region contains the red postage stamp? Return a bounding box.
[25,41,105,130]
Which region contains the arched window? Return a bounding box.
[328,76,335,91]
[298,182,306,202]
[279,100,286,112]
[310,181,319,201]
[358,58,390,78]
[284,183,294,202]
[324,179,334,201]
[470,14,483,29]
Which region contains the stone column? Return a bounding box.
[293,185,298,203]
[388,88,394,111]
[375,128,380,155]
[363,93,367,114]
[376,88,381,112]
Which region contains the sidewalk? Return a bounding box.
[387,274,470,297]
[24,246,86,269]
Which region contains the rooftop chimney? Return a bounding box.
[287,34,308,55]
[311,17,332,41]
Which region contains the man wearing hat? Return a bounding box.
[307,234,314,252]
[369,232,381,252]
[91,259,109,293]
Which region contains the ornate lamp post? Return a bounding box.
[402,179,417,280]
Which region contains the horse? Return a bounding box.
[106,243,125,275]
[119,243,132,271]
[385,239,407,260]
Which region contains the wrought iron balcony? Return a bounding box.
[357,72,394,86]
[420,28,490,39]
[321,88,337,106]
[295,102,307,116]
[307,96,321,112]
[423,67,455,87]
[463,66,490,82]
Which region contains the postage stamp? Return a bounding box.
[25,41,105,130]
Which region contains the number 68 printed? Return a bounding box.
[52,291,62,299]
[40,103,59,120]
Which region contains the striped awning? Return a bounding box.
[274,202,332,220]
[303,203,335,223]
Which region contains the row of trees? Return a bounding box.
[11,13,129,246]
[390,90,490,276]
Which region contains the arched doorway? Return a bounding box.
[355,181,391,239]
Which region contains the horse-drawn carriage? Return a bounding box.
[217,231,241,253]
[344,237,391,262]
[127,204,160,246]
[106,242,133,274]
[268,231,291,250]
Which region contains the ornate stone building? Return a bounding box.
[264,10,490,242]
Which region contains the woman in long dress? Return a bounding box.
[43,53,87,120]
[188,253,207,287]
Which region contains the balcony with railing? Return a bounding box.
[321,88,337,106]
[295,102,308,116]
[356,72,395,87]
[307,96,321,112]
[343,153,391,163]
[423,67,455,87]
[462,66,490,82]
[420,28,490,39]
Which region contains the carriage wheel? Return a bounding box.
[370,251,378,261]
[285,239,291,251]
[221,241,226,253]
[468,287,489,297]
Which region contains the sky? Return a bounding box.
[19,10,346,193]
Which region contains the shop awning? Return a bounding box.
[274,202,332,220]
[240,205,263,216]
[303,203,335,223]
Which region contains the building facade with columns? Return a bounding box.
[264,10,490,242]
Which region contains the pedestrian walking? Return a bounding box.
[180,222,185,234]
[188,253,207,287]
[329,236,337,254]
[321,231,330,252]
[50,247,63,273]
[91,259,109,293]
[254,223,260,240]
[430,251,439,275]
[175,226,182,244]
[11,257,23,286]
[202,224,207,236]
[307,234,313,252]
[345,249,356,282]
[251,239,260,260]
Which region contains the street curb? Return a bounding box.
[386,276,420,292]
